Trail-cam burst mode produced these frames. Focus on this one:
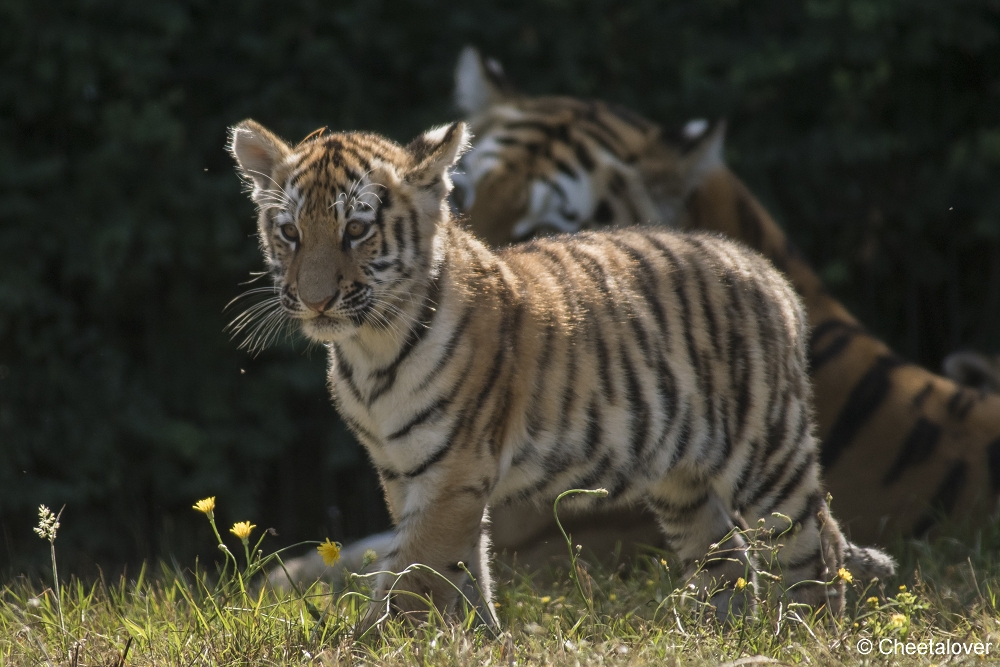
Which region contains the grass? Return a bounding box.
[3,500,1000,666]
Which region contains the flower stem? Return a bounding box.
[552,488,608,626]
[49,539,64,634]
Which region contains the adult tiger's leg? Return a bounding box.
[647,474,755,620]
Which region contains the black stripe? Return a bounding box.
[605,238,671,341]
[367,272,444,403]
[645,237,704,394]
[571,453,613,491]
[911,381,934,410]
[583,397,602,457]
[572,140,595,171]
[525,318,558,437]
[332,344,365,404]
[820,355,905,469]
[881,417,942,485]
[667,406,693,468]
[784,545,824,572]
[557,330,579,433]
[340,414,379,447]
[409,208,421,259]
[393,215,406,255]
[560,246,617,402]
[621,341,650,460]
[648,493,710,520]
[467,273,524,447]
[375,190,392,255]
[579,124,626,161]
[386,368,466,441]
[742,446,799,510]
[756,454,814,516]
[403,423,462,478]
[808,322,858,374]
[684,238,722,357]
[911,461,968,536]
[788,491,822,530]
[416,305,474,391]
[946,387,977,421]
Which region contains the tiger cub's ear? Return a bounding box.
[405,121,471,188]
[454,45,514,115]
[229,120,292,191]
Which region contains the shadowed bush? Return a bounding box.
[1,0,999,575]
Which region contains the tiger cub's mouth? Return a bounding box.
[299,313,350,341]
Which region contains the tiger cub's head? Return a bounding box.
[229,119,469,343]
[452,46,726,246]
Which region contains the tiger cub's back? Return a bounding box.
[488,228,813,510]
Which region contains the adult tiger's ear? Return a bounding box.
[678,118,727,191]
[405,121,471,189]
[229,119,292,191]
[943,351,1000,393]
[454,46,514,115]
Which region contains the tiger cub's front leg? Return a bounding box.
[358,474,499,635]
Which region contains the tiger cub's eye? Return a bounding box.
[279,224,299,242]
[345,220,368,240]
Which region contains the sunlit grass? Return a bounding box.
[3,501,1000,665]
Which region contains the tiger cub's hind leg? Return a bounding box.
[740,451,848,615]
[647,476,756,621]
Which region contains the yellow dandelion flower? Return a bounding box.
[898,584,907,592]
[838,567,853,584]
[890,613,907,628]
[735,577,747,591]
[317,538,341,566]
[867,596,879,607]
[540,596,551,604]
[192,497,216,515]
[229,521,255,541]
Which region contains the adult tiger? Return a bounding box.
[451,47,1000,543]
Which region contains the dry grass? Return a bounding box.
[3,501,1000,666]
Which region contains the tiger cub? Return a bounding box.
[229,119,893,630]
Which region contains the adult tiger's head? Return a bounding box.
[452,46,726,246]
[229,119,469,344]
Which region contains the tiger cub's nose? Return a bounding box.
[302,295,334,313]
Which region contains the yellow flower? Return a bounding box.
[899,584,907,592]
[735,577,747,591]
[890,613,907,628]
[230,521,255,541]
[317,538,341,566]
[539,596,551,604]
[838,567,853,584]
[608,593,617,601]
[867,596,879,607]
[192,497,216,516]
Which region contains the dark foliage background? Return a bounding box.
[2,0,999,576]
